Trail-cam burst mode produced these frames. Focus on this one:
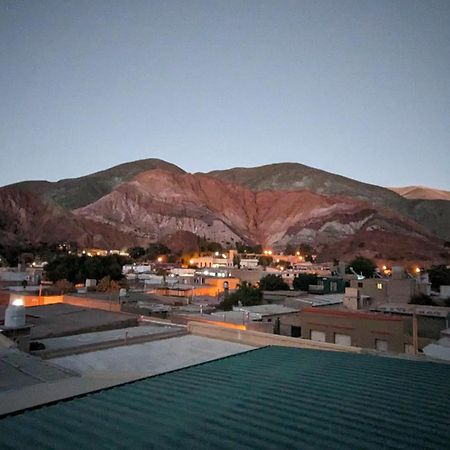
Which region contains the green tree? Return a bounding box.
[293,273,318,291]
[44,254,130,284]
[259,274,289,291]
[258,255,273,268]
[219,282,262,311]
[347,257,377,278]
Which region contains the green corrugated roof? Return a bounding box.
[1,346,449,449]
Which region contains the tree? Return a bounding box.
[146,243,171,261]
[409,293,438,306]
[258,255,273,268]
[233,254,241,268]
[347,257,377,278]
[236,243,262,254]
[128,246,146,260]
[259,274,289,291]
[274,259,292,270]
[293,273,318,291]
[284,244,295,255]
[97,276,120,293]
[44,254,130,284]
[428,265,450,291]
[54,279,74,294]
[219,282,262,311]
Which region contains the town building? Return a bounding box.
[279,308,408,351]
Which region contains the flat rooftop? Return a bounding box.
[34,323,187,358]
[0,348,75,393]
[50,335,253,378]
[233,304,300,315]
[1,346,449,448]
[1,303,138,340]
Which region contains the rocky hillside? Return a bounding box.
[8,158,184,210]
[0,159,448,263]
[208,163,450,241]
[73,169,446,262]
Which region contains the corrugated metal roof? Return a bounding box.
[1,346,449,449]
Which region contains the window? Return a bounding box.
[376,283,383,290]
[330,282,338,292]
[334,333,351,346]
[291,326,301,338]
[358,282,363,288]
[404,344,414,354]
[310,330,326,342]
[375,339,388,352]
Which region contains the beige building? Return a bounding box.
[279,308,428,353]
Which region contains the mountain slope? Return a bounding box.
[1,160,448,263]
[8,158,185,210]
[72,169,446,262]
[207,163,450,240]
[207,163,404,206]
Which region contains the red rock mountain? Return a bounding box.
[1,160,449,263]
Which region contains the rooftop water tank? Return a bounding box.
[5,299,26,328]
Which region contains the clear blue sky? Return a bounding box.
[1,0,449,189]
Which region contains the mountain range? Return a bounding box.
[1,159,449,264]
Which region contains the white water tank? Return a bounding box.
[5,299,26,328]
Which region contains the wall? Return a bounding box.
[187,321,363,353]
[350,278,416,305]
[280,309,406,353]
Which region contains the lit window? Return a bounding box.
[376,283,383,290]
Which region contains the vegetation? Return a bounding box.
[259,274,289,291]
[199,239,223,253]
[409,293,438,306]
[236,243,262,254]
[44,254,130,284]
[427,265,450,291]
[0,241,78,267]
[293,273,318,291]
[274,259,292,269]
[258,255,273,268]
[219,282,263,311]
[97,276,121,293]
[127,243,171,261]
[347,256,377,278]
[127,246,146,259]
[54,279,74,294]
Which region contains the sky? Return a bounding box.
[1,0,449,189]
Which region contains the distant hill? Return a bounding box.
[0,159,449,263]
[207,163,404,207]
[8,158,185,210]
[389,186,450,201]
[208,163,450,241]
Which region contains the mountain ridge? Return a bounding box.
[1,159,449,263]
